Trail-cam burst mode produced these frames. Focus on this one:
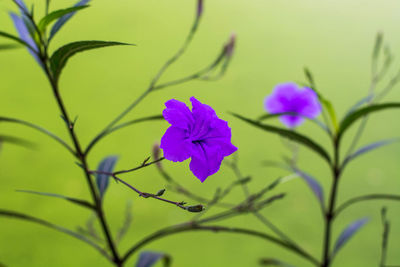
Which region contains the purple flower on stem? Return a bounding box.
[160,97,237,182]
[264,82,321,128]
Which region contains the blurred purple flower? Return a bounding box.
[160,97,237,182]
[264,82,321,128]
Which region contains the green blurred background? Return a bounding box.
[1,0,400,266]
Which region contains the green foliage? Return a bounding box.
[37,6,89,33]
[50,41,133,83]
[232,113,331,163]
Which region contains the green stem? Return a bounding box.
[321,138,341,267]
[42,63,122,266]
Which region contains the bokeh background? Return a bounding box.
[1,0,400,266]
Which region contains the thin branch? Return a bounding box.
[84,115,163,156]
[156,163,235,208]
[0,209,112,262]
[334,194,400,218]
[90,10,203,151]
[0,117,75,156]
[122,223,319,266]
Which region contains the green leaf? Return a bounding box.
[232,113,331,163]
[257,112,330,134]
[321,98,338,132]
[0,31,35,51]
[0,209,110,260]
[260,258,296,267]
[37,5,89,32]
[50,41,134,82]
[0,134,33,148]
[0,116,74,155]
[303,67,338,131]
[342,138,399,168]
[16,190,94,210]
[372,32,383,62]
[0,44,20,50]
[338,103,400,140]
[50,0,91,40]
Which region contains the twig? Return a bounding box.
[334,194,400,218]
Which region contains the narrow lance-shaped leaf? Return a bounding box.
[344,94,374,118]
[303,67,338,131]
[343,138,399,168]
[96,156,119,200]
[50,40,133,82]
[38,5,89,33]
[16,190,94,210]
[136,251,171,267]
[372,32,383,63]
[0,44,20,50]
[13,0,30,14]
[338,103,400,140]
[0,209,109,259]
[49,0,91,40]
[232,113,331,164]
[0,135,33,148]
[260,258,296,267]
[0,116,75,155]
[0,31,33,50]
[257,112,330,135]
[293,168,324,209]
[333,217,369,256]
[116,200,133,244]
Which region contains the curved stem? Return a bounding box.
[87,15,202,155]
[0,209,112,262]
[0,117,75,156]
[334,194,400,218]
[42,63,121,265]
[122,223,320,266]
[84,115,163,155]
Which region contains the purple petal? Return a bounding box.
[264,82,321,128]
[189,141,224,182]
[163,99,194,130]
[280,115,305,128]
[190,97,217,139]
[205,138,238,158]
[160,127,192,162]
[295,87,321,118]
[264,82,298,114]
[203,119,238,156]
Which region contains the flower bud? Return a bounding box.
[224,33,236,58]
[152,142,163,169]
[186,204,204,213]
[156,189,166,196]
[197,0,204,18]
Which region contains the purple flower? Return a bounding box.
[264,82,321,128]
[160,97,237,182]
